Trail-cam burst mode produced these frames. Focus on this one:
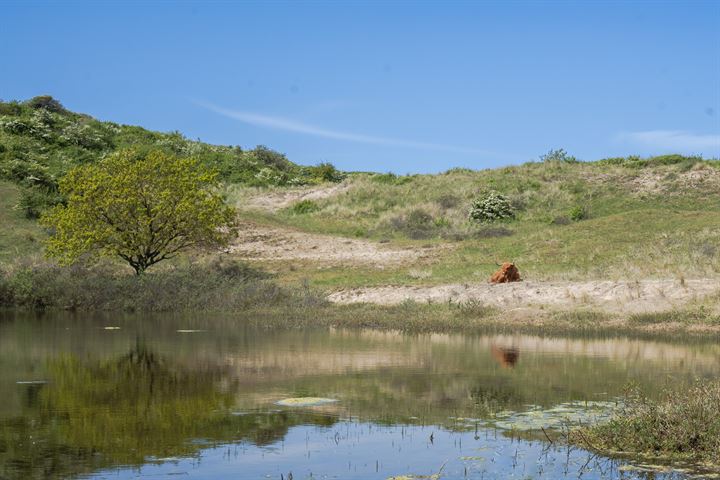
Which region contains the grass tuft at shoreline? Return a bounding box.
[574,381,720,467]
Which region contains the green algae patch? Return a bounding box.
[489,401,617,432]
[275,397,338,407]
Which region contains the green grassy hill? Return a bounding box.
[1,95,718,286]
[0,95,343,219]
[235,156,720,286]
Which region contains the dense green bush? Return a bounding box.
[305,162,345,183]
[291,199,320,214]
[0,100,22,116]
[27,95,66,113]
[540,148,577,163]
[18,186,63,219]
[469,191,515,223]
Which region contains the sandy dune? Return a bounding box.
[328,279,719,313]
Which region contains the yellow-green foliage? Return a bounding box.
[41,149,237,274]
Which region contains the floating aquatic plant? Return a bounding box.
[448,401,618,432]
[275,397,338,407]
[490,401,617,431]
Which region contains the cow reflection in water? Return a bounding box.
[491,344,520,368]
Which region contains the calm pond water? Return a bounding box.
[1,312,719,480]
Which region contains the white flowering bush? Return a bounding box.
[60,123,107,149]
[0,116,53,141]
[254,167,284,185]
[469,191,515,223]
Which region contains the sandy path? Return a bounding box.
[230,221,435,267]
[327,279,719,313]
[243,182,353,212]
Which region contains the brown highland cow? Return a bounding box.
[489,262,521,283]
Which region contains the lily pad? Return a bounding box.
[275,397,338,407]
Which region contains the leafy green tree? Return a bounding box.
[41,149,237,274]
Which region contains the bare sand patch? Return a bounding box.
[229,221,433,266]
[242,182,353,212]
[328,279,719,314]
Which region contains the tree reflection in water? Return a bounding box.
[0,343,336,480]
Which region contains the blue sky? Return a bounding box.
[2,1,719,173]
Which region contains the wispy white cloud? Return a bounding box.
[195,100,500,156]
[617,130,720,153]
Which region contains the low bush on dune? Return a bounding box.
[469,191,515,223]
[291,199,320,214]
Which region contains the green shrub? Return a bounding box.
[26,95,66,113]
[469,191,515,223]
[540,148,577,163]
[389,208,436,239]
[0,100,23,116]
[1,159,57,189]
[568,205,587,221]
[18,186,64,219]
[249,145,294,171]
[306,162,345,183]
[433,216,451,228]
[291,199,320,214]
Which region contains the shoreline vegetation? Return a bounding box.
[573,381,720,473]
[2,259,719,337]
